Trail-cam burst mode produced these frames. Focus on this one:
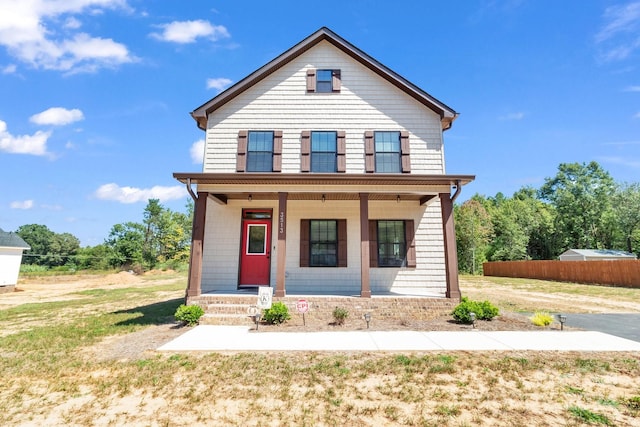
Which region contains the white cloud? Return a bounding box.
[624,85,640,91]
[94,183,186,203]
[499,112,525,120]
[151,20,230,44]
[598,155,640,168]
[40,203,63,211]
[30,107,84,126]
[190,139,205,164]
[10,200,34,209]
[2,63,16,74]
[64,17,82,30]
[206,77,232,91]
[595,2,640,62]
[635,111,640,119]
[0,119,51,156]
[0,0,135,73]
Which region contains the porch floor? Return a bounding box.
[200,287,445,299]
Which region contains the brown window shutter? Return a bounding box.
[405,219,416,268]
[273,130,282,172]
[400,131,411,173]
[300,220,310,267]
[332,69,341,92]
[306,69,316,92]
[364,131,375,173]
[337,130,346,173]
[369,220,378,267]
[338,219,347,267]
[236,130,247,172]
[300,130,311,172]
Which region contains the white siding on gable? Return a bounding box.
[203,41,445,174]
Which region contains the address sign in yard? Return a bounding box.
[257,286,273,309]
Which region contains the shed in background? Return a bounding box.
[0,229,30,289]
[559,249,637,261]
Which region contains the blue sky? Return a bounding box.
[1,1,639,246]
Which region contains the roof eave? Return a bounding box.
[190,27,458,131]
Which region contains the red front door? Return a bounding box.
[239,210,272,287]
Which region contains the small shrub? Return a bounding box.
[174,304,204,326]
[262,301,291,325]
[332,307,349,325]
[530,312,554,327]
[451,297,499,323]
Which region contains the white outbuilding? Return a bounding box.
[559,249,637,261]
[0,228,30,289]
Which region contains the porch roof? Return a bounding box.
[173,172,475,204]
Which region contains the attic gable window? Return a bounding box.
[306,69,341,93]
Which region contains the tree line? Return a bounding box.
[16,199,193,272]
[456,161,640,274]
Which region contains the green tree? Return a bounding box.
[455,197,493,274]
[538,161,616,250]
[105,222,145,268]
[45,232,80,267]
[485,194,530,261]
[75,244,113,270]
[16,224,55,265]
[612,182,640,254]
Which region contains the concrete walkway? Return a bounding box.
[158,325,640,352]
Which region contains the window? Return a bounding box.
[301,131,345,172]
[311,131,337,172]
[306,69,341,93]
[300,219,347,267]
[236,130,282,172]
[368,220,416,268]
[247,131,273,172]
[310,220,337,266]
[364,130,410,173]
[374,131,401,173]
[316,70,333,92]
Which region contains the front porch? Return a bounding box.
[174,173,474,301]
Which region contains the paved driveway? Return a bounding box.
[565,314,640,343]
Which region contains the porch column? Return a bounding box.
[439,193,461,300]
[186,191,208,300]
[275,192,288,297]
[359,193,371,298]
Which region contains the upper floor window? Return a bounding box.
[364,130,411,173]
[306,68,341,93]
[236,130,282,172]
[374,131,401,173]
[311,131,337,172]
[301,130,346,173]
[247,131,273,172]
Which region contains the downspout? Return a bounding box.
[185,178,198,202]
[451,179,462,203]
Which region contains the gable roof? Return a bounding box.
[560,249,637,259]
[0,229,30,250]
[191,27,458,131]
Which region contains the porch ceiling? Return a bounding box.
[173,173,474,205]
[173,172,474,187]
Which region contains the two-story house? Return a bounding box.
[174,27,474,304]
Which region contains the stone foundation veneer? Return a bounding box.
[189,294,459,326]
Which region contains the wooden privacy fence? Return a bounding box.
[483,260,640,288]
